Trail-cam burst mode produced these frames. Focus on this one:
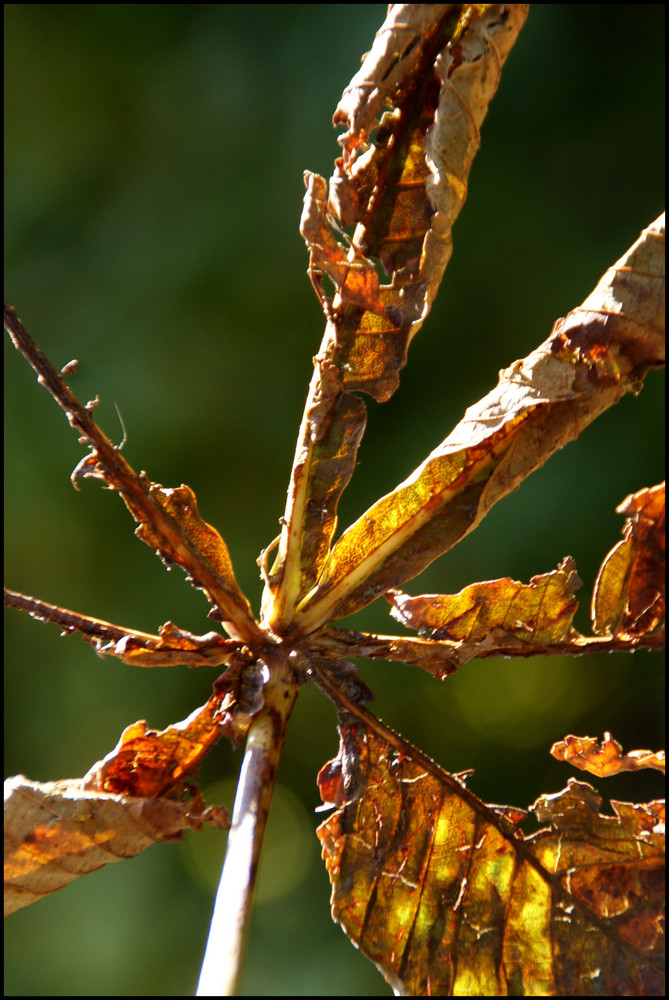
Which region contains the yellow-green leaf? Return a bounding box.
[317,720,664,996]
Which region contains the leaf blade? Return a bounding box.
[317,718,665,996]
[592,482,665,637]
[263,4,529,631]
[388,558,581,646]
[294,215,666,633]
[4,775,228,918]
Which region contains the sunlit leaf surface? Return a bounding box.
[3,659,264,915]
[388,559,580,645]
[4,6,664,995]
[318,720,664,996]
[4,775,228,917]
[294,216,665,633]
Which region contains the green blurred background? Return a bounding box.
[4,4,664,995]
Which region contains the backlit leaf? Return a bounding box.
[592,483,665,637]
[3,656,266,916]
[2,589,244,669]
[551,733,665,778]
[4,303,261,645]
[4,775,228,917]
[293,215,665,633]
[388,558,580,647]
[132,481,256,627]
[317,719,664,996]
[83,661,266,800]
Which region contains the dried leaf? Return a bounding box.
[99,621,242,669]
[4,775,228,917]
[299,170,388,320]
[332,4,530,350]
[592,483,665,637]
[83,663,265,798]
[261,367,367,625]
[3,655,266,916]
[388,558,581,648]
[132,481,254,617]
[3,589,243,668]
[318,720,664,996]
[551,733,666,777]
[310,626,461,681]
[293,215,665,633]
[263,4,528,630]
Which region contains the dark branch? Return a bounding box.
[4,302,265,646]
[4,587,243,668]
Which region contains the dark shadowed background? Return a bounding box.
[5,5,665,996]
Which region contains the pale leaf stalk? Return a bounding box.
[196,656,300,997]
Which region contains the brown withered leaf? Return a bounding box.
[3,658,265,917]
[317,719,664,996]
[314,4,530,400]
[263,5,528,630]
[260,361,367,625]
[388,558,581,652]
[592,483,665,637]
[332,4,529,338]
[4,775,228,917]
[4,303,262,645]
[299,170,388,320]
[551,733,666,778]
[292,215,665,634]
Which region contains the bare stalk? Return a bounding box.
[196,654,300,996]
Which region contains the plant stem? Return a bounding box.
[196,654,300,996]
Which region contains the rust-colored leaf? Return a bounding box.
[132,481,255,619]
[299,170,389,320]
[592,483,665,637]
[292,215,665,634]
[318,3,529,400]
[84,663,265,799]
[317,719,664,996]
[551,733,666,777]
[263,4,528,631]
[4,775,228,917]
[101,621,242,669]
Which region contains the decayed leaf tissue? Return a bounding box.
[4,4,664,996]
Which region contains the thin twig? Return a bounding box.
[3,588,241,668]
[4,302,264,646]
[4,587,164,647]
